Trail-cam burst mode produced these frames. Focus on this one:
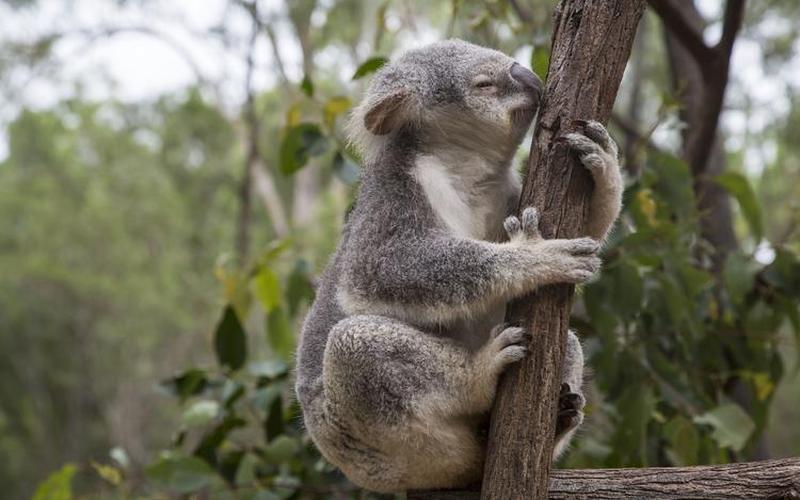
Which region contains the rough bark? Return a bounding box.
[479,2,645,499]
[410,457,800,499]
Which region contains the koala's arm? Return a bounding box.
[339,209,599,325]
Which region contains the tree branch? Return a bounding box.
[411,457,800,499]
[717,0,746,53]
[646,0,716,70]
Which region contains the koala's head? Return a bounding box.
[348,39,542,166]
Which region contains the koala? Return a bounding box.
[295,39,623,493]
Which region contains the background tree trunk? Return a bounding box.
[655,0,768,460]
[479,2,645,498]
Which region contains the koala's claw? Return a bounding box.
[487,325,530,370]
[573,119,617,156]
[521,207,539,235]
[567,237,600,255]
[557,121,620,182]
[556,383,585,437]
[504,206,541,240]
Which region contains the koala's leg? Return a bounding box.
[559,120,623,242]
[553,330,585,459]
[312,315,528,492]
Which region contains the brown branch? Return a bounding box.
[411,457,800,499]
[717,0,746,53]
[683,0,745,175]
[235,3,261,263]
[508,0,534,24]
[646,0,715,70]
[479,2,645,499]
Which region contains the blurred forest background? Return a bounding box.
[1,0,799,498]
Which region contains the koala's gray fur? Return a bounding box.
[295,39,623,492]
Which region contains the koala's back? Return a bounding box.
[295,138,438,407]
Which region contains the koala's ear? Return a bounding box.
[363,91,410,135]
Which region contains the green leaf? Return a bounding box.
[715,172,763,242]
[253,266,281,313]
[279,123,327,175]
[608,260,643,318]
[159,368,208,402]
[262,435,300,464]
[531,46,550,81]
[286,260,316,314]
[267,306,294,361]
[300,75,314,97]
[182,400,220,427]
[33,464,78,500]
[265,394,285,441]
[352,56,388,79]
[331,151,361,185]
[146,453,218,493]
[323,96,352,126]
[723,251,758,307]
[234,452,259,486]
[648,151,695,221]
[763,248,800,295]
[693,403,755,451]
[193,416,247,464]
[664,416,699,466]
[214,306,247,371]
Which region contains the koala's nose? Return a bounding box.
[510,62,543,95]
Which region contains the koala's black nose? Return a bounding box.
[510,62,543,95]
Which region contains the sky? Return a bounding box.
[0,0,798,174]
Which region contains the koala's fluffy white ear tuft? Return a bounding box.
[363,91,410,135]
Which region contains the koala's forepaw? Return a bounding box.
[555,383,585,437]
[486,324,530,371]
[504,207,541,241]
[541,237,602,283]
[556,120,621,189]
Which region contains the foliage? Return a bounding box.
[569,151,800,467]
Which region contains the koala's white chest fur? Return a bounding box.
[412,154,517,241]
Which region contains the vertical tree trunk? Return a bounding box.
[480,2,645,498]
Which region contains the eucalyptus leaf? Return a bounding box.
[214,306,247,371]
[32,464,77,500]
[715,172,763,242]
[253,266,281,313]
[145,454,218,493]
[279,123,327,175]
[693,403,755,451]
[352,56,388,79]
[182,400,220,427]
[267,306,294,361]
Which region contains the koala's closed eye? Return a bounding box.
[473,76,495,89]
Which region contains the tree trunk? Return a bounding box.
[479,2,645,499]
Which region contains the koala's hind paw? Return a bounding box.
[486,324,530,370]
[556,383,585,437]
[504,207,541,241]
